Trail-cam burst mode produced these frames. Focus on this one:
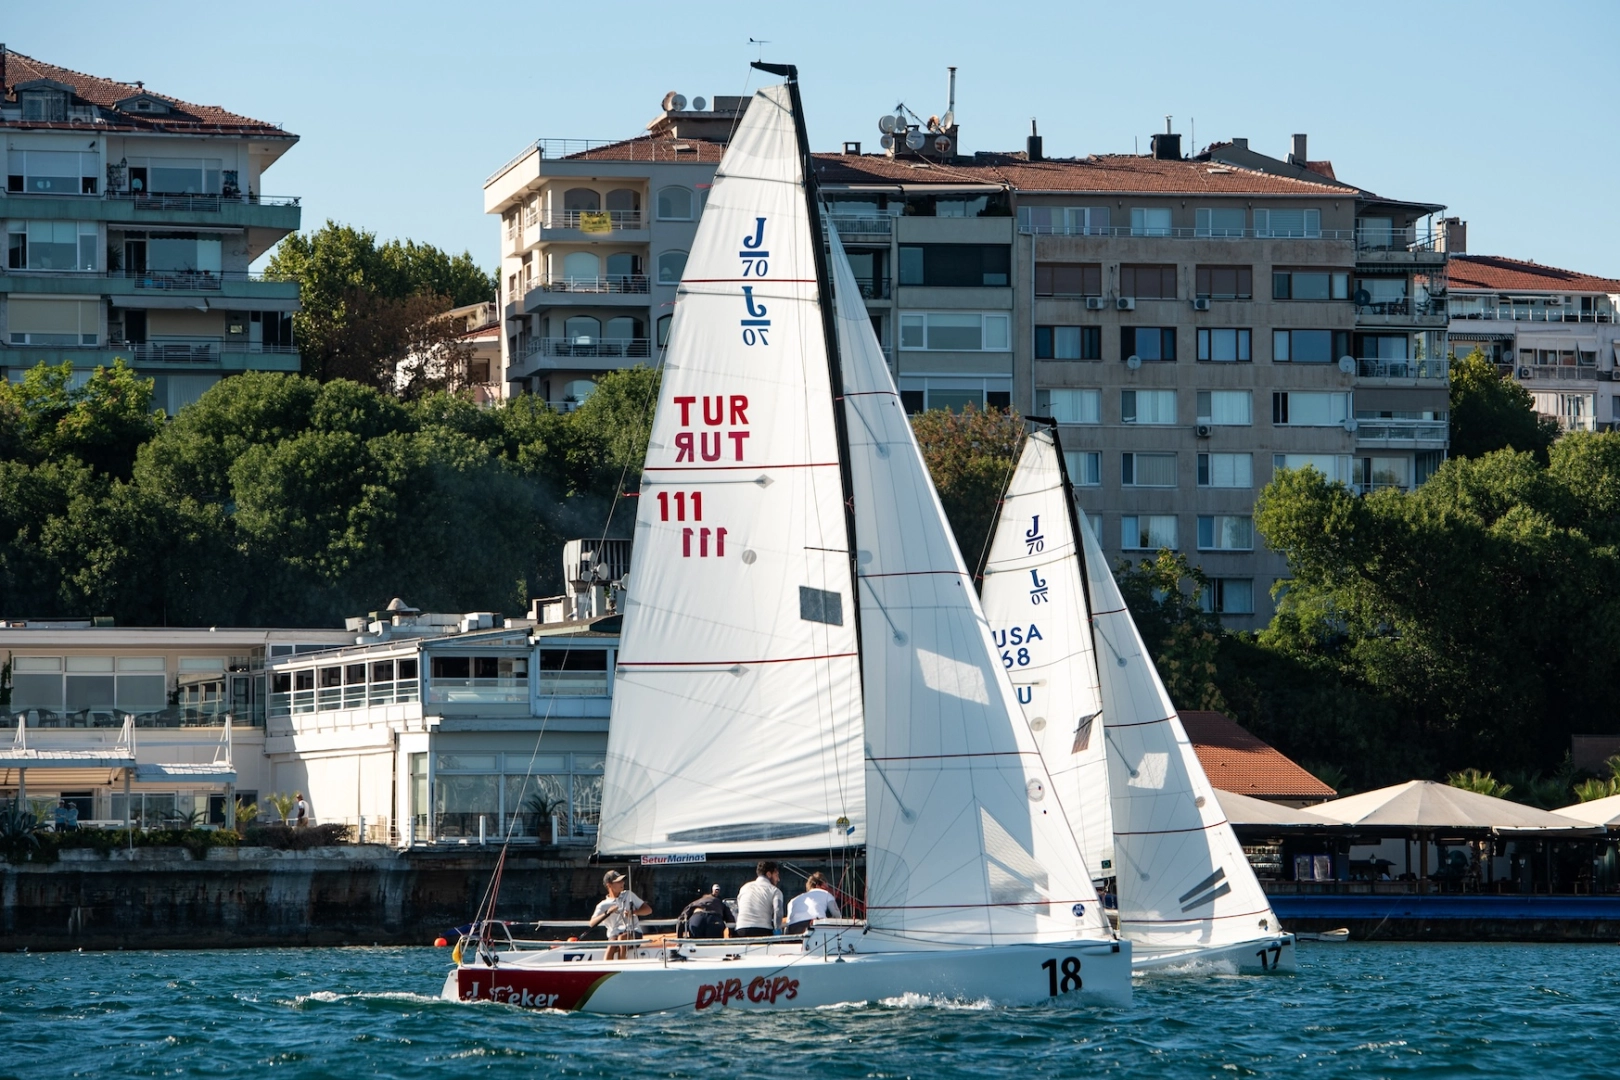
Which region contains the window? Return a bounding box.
[898,378,1012,413]
[1356,455,1411,493]
[1065,450,1102,486]
[1197,515,1254,551]
[1039,388,1100,424]
[1356,216,1397,249]
[1120,264,1177,299]
[1254,208,1321,238]
[1035,325,1101,360]
[1272,270,1349,300]
[1272,329,1349,363]
[1122,389,1177,425]
[1200,578,1255,615]
[1130,207,1172,236]
[563,187,601,211]
[1120,327,1177,362]
[7,297,99,346]
[657,250,688,284]
[1272,392,1350,425]
[1273,453,1352,484]
[137,158,223,195]
[8,220,97,271]
[898,244,1011,287]
[7,150,98,195]
[656,313,673,348]
[656,186,694,220]
[1196,391,1252,425]
[1198,452,1253,488]
[20,90,68,123]
[1197,328,1251,362]
[1195,266,1253,300]
[1122,515,1178,549]
[1195,207,1246,237]
[1122,452,1177,487]
[1035,263,1103,296]
[1019,206,1110,234]
[60,656,110,710]
[899,312,1010,351]
[1355,333,1409,360]
[561,251,599,282]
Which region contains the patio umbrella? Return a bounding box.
[1214,789,1337,828]
[1308,780,1580,830]
[1551,792,1620,828]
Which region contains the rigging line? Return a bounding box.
[856,575,906,643]
[973,424,1026,584]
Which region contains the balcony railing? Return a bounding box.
[1,704,265,729]
[1355,228,1442,253]
[540,209,644,230]
[1356,358,1450,379]
[267,678,421,718]
[1354,299,1446,318]
[1019,224,1355,240]
[426,678,529,705]
[104,191,300,212]
[120,340,299,363]
[1452,306,1615,324]
[824,214,895,238]
[851,276,891,300]
[537,672,609,697]
[1555,415,1599,433]
[3,268,289,290]
[1517,364,1599,382]
[520,337,652,359]
[533,275,651,295]
[1353,421,1449,442]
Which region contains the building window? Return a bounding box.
[1035,263,1102,296]
[1198,452,1253,488]
[656,187,694,220]
[1254,209,1321,238]
[1122,515,1178,550]
[6,150,98,195]
[1019,206,1110,235]
[1200,578,1255,615]
[1272,329,1350,363]
[1130,208,1172,236]
[1272,270,1349,300]
[1197,328,1251,362]
[1120,264,1177,299]
[7,297,99,346]
[656,313,672,348]
[657,250,688,285]
[1065,450,1101,486]
[1195,265,1253,300]
[8,221,98,271]
[1035,325,1101,360]
[1122,389,1177,425]
[1195,208,1246,238]
[1121,327,1177,362]
[1274,453,1353,484]
[1272,391,1350,425]
[899,312,1010,351]
[1038,388,1100,424]
[1196,390,1252,425]
[898,244,1011,287]
[899,378,1011,413]
[1356,455,1412,494]
[1122,452,1177,487]
[1197,515,1254,551]
[1355,333,1409,360]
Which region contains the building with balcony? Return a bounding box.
[1441,232,1620,433]
[0,47,301,413]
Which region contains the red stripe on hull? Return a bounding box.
[454,966,615,1011]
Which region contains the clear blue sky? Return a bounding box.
[12,0,1618,277]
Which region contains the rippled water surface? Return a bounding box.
[4,942,1619,1078]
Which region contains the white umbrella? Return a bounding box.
[1214,789,1336,828]
[1551,792,1620,828]
[1309,780,1583,830]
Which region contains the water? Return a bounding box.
[3,942,1618,1079]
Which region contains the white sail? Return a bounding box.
[830,226,1109,945]
[980,430,1114,879]
[598,84,864,857]
[1079,521,1281,946]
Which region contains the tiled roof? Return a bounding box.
[561,135,727,163]
[1447,254,1620,295]
[1,50,291,137]
[813,151,1350,196]
[1180,711,1337,800]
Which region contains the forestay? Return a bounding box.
[598,84,864,857]
[1079,520,1279,946]
[831,225,1109,945]
[980,430,1114,879]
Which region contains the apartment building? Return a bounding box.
[0,47,301,414]
[1440,229,1620,433]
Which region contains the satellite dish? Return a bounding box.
[880,133,895,150]
[1354,288,1372,306]
[1126,355,1142,370]
[894,112,908,130]
[692,96,707,111]
[905,129,925,150]
[941,110,955,129]
[1338,356,1356,374]
[661,91,679,111]
[1342,418,1359,433]
[878,115,897,134]
[934,136,952,154]
[671,93,687,112]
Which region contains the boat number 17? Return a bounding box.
[1255,942,1284,970]
[1040,956,1082,996]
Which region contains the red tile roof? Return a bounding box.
[1447,254,1620,295]
[1179,711,1337,800]
[813,152,1348,196]
[561,135,727,163]
[1,50,291,137]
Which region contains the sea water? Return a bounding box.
[3,942,1617,1078]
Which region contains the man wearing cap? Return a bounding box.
[677,884,735,940]
[590,870,651,960]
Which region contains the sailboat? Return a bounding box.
[440,66,1131,1013]
[980,427,1294,973]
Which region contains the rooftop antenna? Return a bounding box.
[1165,115,1173,134]
[943,66,957,130]
[748,37,770,61]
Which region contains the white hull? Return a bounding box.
[1130,932,1296,974]
[441,922,1131,1013]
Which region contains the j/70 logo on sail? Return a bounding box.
[740,217,770,344]
[695,975,800,1010]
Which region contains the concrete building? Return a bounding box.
[0,46,302,413]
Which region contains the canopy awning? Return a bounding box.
[1552,792,1620,828]
[133,762,236,784]
[1309,780,1589,831]
[1215,789,1336,827]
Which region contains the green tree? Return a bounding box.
[910,404,1025,571]
[1449,349,1558,462]
[1115,550,1226,712]
[1447,768,1512,798]
[0,360,162,478]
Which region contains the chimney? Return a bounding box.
[1026,118,1043,162]
[1150,116,1181,160]
[1232,137,1248,152]
[1288,133,1308,165]
[843,141,861,155]
[1437,217,1467,255]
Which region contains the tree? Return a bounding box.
[0,360,162,479]
[910,404,1025,571]
[1115,550,1226,712]
[1449,349,1558,462]
[1447,768,1512,798]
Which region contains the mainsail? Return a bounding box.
[1079,519,1280,946]
[980,430,1114,878]
[598,84,864,856]
[830,227,1110,945]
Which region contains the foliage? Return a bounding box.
[1446,768,1512,799]
[242,823,353,849]
[909,405,1026,573]
[264,792,298,824]
[1115,550,1226,712]
[0,804,48,862]
[1574,777,1620,803]
[1449,349,1558,462]
[0,359,163,479]
[34,827,241,863]
[234,797,260,826]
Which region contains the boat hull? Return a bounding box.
[1130,932,1296,974]
[441,927,1131,1013]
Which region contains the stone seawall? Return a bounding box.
[0,846,839,952]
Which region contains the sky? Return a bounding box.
[10,0,1618,277]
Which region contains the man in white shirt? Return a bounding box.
[733,860,784,937]
[293,793,310,828]
[785,872,841,935]
[589,870,651,959]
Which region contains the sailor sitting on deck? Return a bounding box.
[678,884,735,939]
[784,872,840,935]
[732,860,784,938]
[589,870,651,960]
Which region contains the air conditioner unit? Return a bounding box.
[1192,298,1211,311]
[1116,297,1136,311]
[1195,423,1212,438]
[1546,297,1563,306]
[1518,367,1533,379]
[1085,297,1107,310]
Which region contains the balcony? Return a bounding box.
[1353,420,1448,447]
[426,678,529,705]
[508,337,654,378]
[537,209,646,238]
[824,214,895,241]
[268,677,421,719]
[1,703,265,729]
[1353,298,1449,329]
[1517,364,1600,382]
[0,189,301,232]
[1452,305,1615,324]
[1354,228,1447,267]
[522,275,653,312]
[1356,357,1450,380]
[851,276,891,300]
[0,340,300,373]
[1017,224,1355,240]
[0,268,300,306]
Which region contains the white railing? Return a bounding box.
[520,337,652,359]
[537,672,609,697]
[1353,421,1448,442]
[267,679,419,718]
[1451,306,1615,324]
[1355,228,1442,253]
[1518,365,1599,382]
[1356,358,1450,379]
[540,209,644,230]
[426,679,530,705]
[533,275,650,295]
[823,214,894,237]
[1018,225,1355,240]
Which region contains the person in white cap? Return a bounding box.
[590,870,650,959]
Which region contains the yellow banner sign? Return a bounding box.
[579,212,613,235]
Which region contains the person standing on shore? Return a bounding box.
[732,861,784,938]
[293,793,310,828]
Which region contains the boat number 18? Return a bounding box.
[1040,956,1082,996]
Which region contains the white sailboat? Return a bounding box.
[981,428,1294,973]
[441,66,1130,1013]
